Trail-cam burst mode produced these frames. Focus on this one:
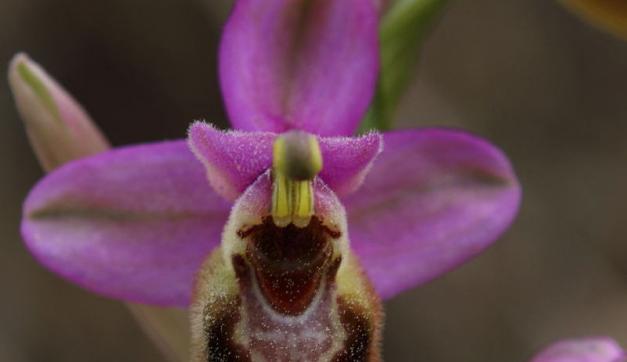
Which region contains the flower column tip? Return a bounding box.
[271,131,323,228]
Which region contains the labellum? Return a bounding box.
[190,133,382,361]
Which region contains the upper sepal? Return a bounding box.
[219,0,379,136]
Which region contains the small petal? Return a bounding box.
[531,337,626,362]
[188,122,275,201]
[188,123,383,200]
[319,132,383,196]
[22,141,230,306]
[344,128,521,299]
[219,0,379,136]
[8,53,109,171]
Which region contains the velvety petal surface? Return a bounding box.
[188,122,276,201]
[343,128,521,299]
[188,122,383,199]
[531,337,626,362]
[219,0,379,136]
[319,132,383,196]
[22,141,231,306]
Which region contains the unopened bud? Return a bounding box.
[8,53,109,171]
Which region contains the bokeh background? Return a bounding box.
[1,0,626,361]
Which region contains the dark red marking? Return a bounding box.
[240,216,339,315]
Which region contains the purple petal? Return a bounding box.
[344,128,521,299]
[531,337,626,362]
[219,0,379,136]
[22,141,231,306]
[189,122,383,199]
[319,132,383,196]
[188,122,275,201]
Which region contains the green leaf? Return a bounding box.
[360,0,449,132]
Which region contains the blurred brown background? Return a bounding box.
[1,0,626,361]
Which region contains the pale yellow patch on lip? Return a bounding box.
[560,0,627,39]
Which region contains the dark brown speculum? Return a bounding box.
[239,216,340,315]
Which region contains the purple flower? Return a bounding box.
[531,337,626,362]
[13,0,520,359]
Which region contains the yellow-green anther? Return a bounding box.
[271,131,322,228]
[292,180,314,228]
[271,173,292,227]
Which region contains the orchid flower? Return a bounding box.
[11,0,520,360]
[531,337,626,362]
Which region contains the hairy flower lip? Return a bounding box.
[207,171,352,318]
[246,227,334,316]
[239,216,339,271]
